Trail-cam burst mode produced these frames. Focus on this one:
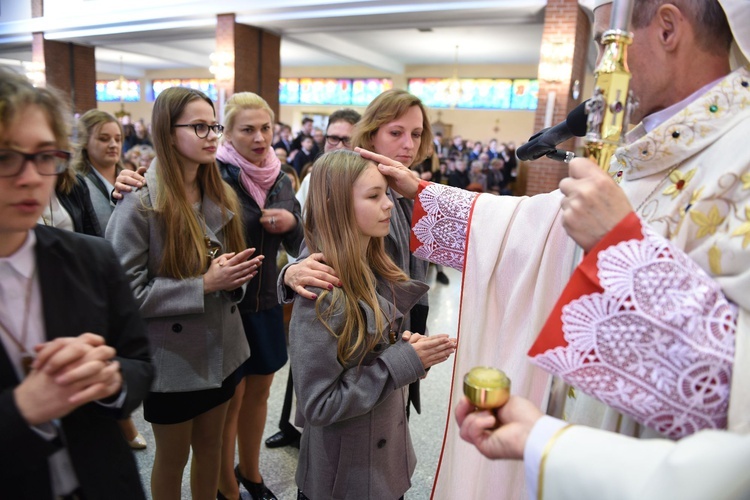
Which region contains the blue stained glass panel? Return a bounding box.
[510,79,539,110]
[96,79,140,102]
[150,79,218,102]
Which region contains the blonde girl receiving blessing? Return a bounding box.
[289,150,456,500]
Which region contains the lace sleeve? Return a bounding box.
[530,215,737,439]
[410,182,479,270]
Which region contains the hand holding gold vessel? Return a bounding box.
[463,366,511,410]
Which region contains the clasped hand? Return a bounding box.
[14,333,122,426]
[401,331,456,371]
[203,248,263,294]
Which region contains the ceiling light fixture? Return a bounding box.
[447,44,463,109]
[209,51,235,82]
[23,60,45,88]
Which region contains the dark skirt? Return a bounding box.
[143,366,241,425]
[238,304,288,376]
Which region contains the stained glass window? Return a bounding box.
[408,78,538,110]
[510,79,539,110]
[96,79,140,102]
[279,78,392,106]
[351,79,393,106]
[299,78,351,105]
[279,78,301,105]
[150,79,218,101]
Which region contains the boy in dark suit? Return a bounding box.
[0,66,153,499]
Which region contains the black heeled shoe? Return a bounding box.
[235,465,278,500]
[217,479,241,500]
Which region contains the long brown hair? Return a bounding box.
[305,150,407,365]
[352,88,433,166]
[150,87,245,278]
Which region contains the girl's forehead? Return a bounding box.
[178,99,215,121]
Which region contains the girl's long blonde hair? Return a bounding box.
[150,87,245,278]
[305,150,407,365]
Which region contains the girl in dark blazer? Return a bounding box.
[0,66,153,499]
[289,150,455,500]
[38,167,101,236]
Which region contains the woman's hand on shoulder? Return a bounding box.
[284,253,340,300]
[261,208,296,234]
[203,248,264,294]
[112,166,147,200]
[402,331,456,371]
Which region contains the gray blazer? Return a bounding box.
[289,277,429,500]
[105,167,249,393]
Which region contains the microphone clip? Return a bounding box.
[546,149,575,163]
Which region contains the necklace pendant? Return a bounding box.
[388,330,398,344]
[205,235,220,260]
[21,353,34,376]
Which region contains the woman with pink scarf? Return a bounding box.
[216,92,303,500]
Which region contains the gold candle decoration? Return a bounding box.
[463,366,511,410]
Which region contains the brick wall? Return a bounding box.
[526,0,591,195]
[215,14,281,118]
[35,35,96,115]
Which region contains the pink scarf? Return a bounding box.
[217,142,281,209]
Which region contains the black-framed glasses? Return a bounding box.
[325,135,352,147]
[174,123,224,139]
[0,149,71,178]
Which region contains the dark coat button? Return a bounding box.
[231,305,236,314]
[171,323,182,333]
[377,439,386,449]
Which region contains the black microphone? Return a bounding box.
[516,100,588,162]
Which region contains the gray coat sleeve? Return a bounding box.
[289,291,425,427]
[105,188,205,319]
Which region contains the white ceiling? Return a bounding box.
[0,0,597,77]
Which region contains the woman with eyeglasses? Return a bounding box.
[105,86,262,500]
[0,66,153,499]
[111,91,303,500]
[214,92,302,500]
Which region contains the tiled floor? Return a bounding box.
[132,264,462,499]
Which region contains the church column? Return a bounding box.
[215,13,281,118]
[525,0,591,195]
[29,0,96,113]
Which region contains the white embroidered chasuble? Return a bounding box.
[415,67,750,499]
